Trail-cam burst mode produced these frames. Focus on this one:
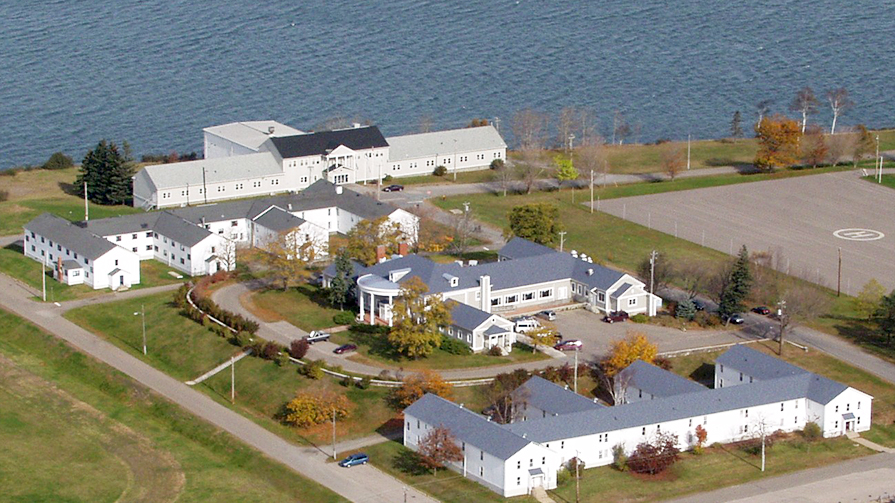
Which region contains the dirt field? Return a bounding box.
[596,170,895,293]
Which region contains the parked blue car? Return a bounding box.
[338,453,369,468]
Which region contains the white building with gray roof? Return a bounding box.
[403,345,873,497]
[385,125,506,177]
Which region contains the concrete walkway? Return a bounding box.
[0,272,435,503]
[847,432,895,454]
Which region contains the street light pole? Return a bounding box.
[687,134,691,170]
[231,355,235,403]
[573,348,578,393]
[332,409,337,460]
[649,250,657,295]
[134,305,147,355]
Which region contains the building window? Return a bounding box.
[523,292,534,301]
[180,258,185,264]
[835,420,839,429]
[858,401,861,409]
[846,403,850,411]
[744,409,748,418]
[505,295,517,304]
[598,292,605,302]
[481,451,484,461]
[739,372,743,382]
[132,247,137,252]
[517,477,521,486]
[491,298,500,306]
[479,467,483,477]
[628,298,637,306]
[539,289,552,298]
[642,427,646,435]
[146,245,152,251]
[231,221,238,227]
[781,403,784,411]
[114,260,118,266]
[835,405,839,413]
[517,461,520,469]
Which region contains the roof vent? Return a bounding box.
[587,257,593,263]
[468,260,478,266]
[487,416,492,422]
[268,126,275,134]
[287,203,292,211]
[459,403,464,408]
[335,185,343,195]
[570,250,578,258]
[522,433,527,439]
[455,260,464,267]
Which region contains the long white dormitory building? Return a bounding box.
[134,121,506,209]
[23,181,418,290]
[404,345,873,497]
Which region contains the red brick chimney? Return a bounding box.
[376,245,386,262]
[398,242,409,257]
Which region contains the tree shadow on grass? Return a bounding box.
[57,181,79,196]
[393,447,429,476]
[832,319,894,355]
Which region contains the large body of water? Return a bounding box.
[2,0,893,168]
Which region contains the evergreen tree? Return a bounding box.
[328,250,353,310]
[676,299,696,321]
[75,140,135,205]
[875,291,895,347]
[718,245,752,318]
[731,111,743,140]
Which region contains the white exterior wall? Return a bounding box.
[132,172,158,210]
[103,231,157,260]
[387,147,505,178]
[293,207,339,233]
[281,154,325,190]
[814,390,872,437]
[155,175,288,209]
[387,209,420,245]
[23,229,139,290]
[89,247,141,290]
[251,221,329,260]
[204,132,259,159]
[714,363,758,389]
[503,444,559,497]
[201,219,251,244]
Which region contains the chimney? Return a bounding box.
[335,185,343,195]
[398,242,409,256]
[376,245,386,263]
[268,126,275,135]
[480,275,491,312]
[287,203,292,211]
[352,122,361,129]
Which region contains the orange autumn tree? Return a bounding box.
[389,369,453,410]
[418,425,464,475]
[754,114,800,172]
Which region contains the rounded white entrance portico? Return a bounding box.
[356,274,401,326]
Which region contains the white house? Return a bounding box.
[442,301,516,353]
[23,214,141,290]
[403,346,873,497]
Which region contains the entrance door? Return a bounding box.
[845,421,853,432]
[530,475,543,489]
[119,275,124,286]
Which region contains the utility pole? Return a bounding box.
[837,247,842,297]
[761,428,766,472]
[41,255,47,302]
[573,348,578,393]
[575,451,581,503]
[83,182,89,221]
[777,299,786,355]
[876,135,881,183]
[687,134,691,170]
[332,409,337,460]
[230,355,235,403]
[463,201,470,214]
[558,231,567,252]
[649,250,658,295]
[568,133,575,153]
[590,170,594,214]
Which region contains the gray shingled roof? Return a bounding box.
[80,212,161,236]
[506,373,818,443]
[609,282,634,299]
[152,213,213,247]
[484,325,511,336]
[617,360,706,398]
[25,214,117,260]
[716,345,806,381]
[516,376,603,416]
[137,152,282,190]
[252,206,306,232]
[498,237,557,260]
[404,394,530,461]
[386,125,506,163]
[447,301,492,331]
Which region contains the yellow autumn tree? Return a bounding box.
[602,331,658,376]
[387,277,451,358]
[283,389,353,428]
[389,369,453,410]
[754,114,800,172]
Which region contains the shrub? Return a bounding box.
[42,151,74,170]
[653,356,673,371]
[340,375,354,387]
[612,444,628,472]
[676,299,697,321]
[357,376,372,389]
[488,345,504,356]
[490,159,505,170]
[283,390,353,427]
[802,421,822,441]
[694,311,720,328]
[301,359,326,380]
[630,314,649,323]
[235,331,253,347]
[440,335,472,355]
[289,338,310,359]
[274,351,290,367]
[627,432,679,474]
[260,341,282,360]
[350,323,390,335]
[433,165,447,176]
[0,189,8,202]
[383,174,393,182]
[333,311,355,325]
[555,468,571,486]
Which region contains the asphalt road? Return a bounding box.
[0,273,435,503]
[596,169,895,292]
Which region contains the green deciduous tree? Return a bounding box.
[328,249,353,310]
[554,155,579,189]
[506,203,562,246]
[854,279,886,320]
[388,277,451,358]
[718,246,752,320]
[76,140,135,205]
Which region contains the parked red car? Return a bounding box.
[333,344,357,354]
[602,311,629,324]
[752,306,771,315]
[554,340,582,351]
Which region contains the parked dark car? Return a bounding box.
[691,299,706,311]
[383,184,404,192]
[602,311,629,323]
[554,340,582,351]
[538,310,557,321]
[752,306,771,315]
[333,344,357,354]
[725,313,745,325]
[338,453,369,467]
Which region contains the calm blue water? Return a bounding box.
[2,0,893,168]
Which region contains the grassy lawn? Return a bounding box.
[0,242,185,301]
[64,291,399,445]
[365,439,537,503]
[248,284,350,331]
[332,329,549,370]
[0,166,141,236]
[0,307,344,502]
[549,435,870,502]
[862,173,895,190]
[396,169,502,186]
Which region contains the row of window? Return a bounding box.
[161,179,280,199]
[28,234,90,264]
[115,231,154,242]
[490,288,553,307]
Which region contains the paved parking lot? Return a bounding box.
[595,170,895,292]
[544,309,760,361]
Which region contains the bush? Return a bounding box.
[283,390,353,427]
[383,174,393,182]
[627,432,679,474]
[488,345,504,356]
[260,341,282,360]
[301,359,326,380]
[630,314,649,323]
[340,375,353,387]
[802,421,822,441]
[0,189,8,202]
[274,352,290,367]
[612,444,628,472]
[433,165,447,176]
[676,299,697,321]
[440,335,472,355]
[490,159,505,170]
[350,323,390,335]
[234,331,253,347]
[694,311,720,328]
[653,356,673,371]
[333,311,355,325]
[42,151,74,170]
[357,376,372,389]
[555,468,571,486]
[289,338,310,359]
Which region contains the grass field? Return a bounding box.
[0,242,185,301]
[0,166,141,236]
[64,291,400,445]
[862,174,895,190]
[248,284,349,331]
[0,307,344,502]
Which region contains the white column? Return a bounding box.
[369,292,375,325]
[388,295,393,327]
[359,289,365,321]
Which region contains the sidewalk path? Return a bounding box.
[0,273,435,503]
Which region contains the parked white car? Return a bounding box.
[305,330,331,343]
[514,318,541,333]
